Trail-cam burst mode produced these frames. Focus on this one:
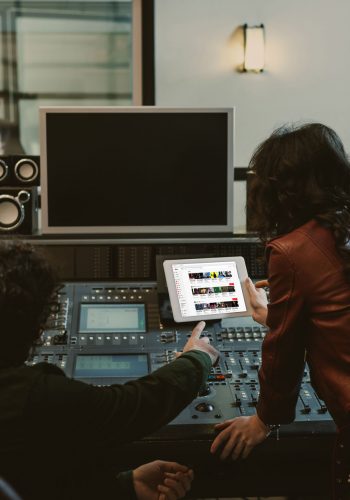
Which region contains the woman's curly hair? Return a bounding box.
[247,123,350,279]
[0,240,58,366]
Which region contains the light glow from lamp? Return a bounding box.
[243,24,265,72]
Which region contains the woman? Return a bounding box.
[210,123,350,497]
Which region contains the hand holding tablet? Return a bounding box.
[163,257,252,323]
[244,277,268,326]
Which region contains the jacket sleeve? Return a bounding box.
[115,470,137,500]
[27,350,211,445]
[256,244,307,424]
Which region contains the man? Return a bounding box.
[0,241,219,499]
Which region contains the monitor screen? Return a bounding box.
[79,303,146,333]
[171,260,247,318]
[40,107,234,234]
[74,354,148,379]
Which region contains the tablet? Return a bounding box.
[163,256,252,323]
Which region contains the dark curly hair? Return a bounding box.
[0,240,58,367]
[247,123,350,279]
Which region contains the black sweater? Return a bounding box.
[0,350,210,500]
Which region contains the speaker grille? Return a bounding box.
[0,188,38,234]
[14,158,39,183]
[0,156,40,187]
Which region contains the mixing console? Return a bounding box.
[28,281,335,434]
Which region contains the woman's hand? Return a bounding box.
[210,415,269,461]
[245,277,268,326]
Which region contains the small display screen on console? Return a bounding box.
[74,354,148,378]
[79,304,146,333]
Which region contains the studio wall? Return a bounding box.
[155,0,350,231]
[155,0,350,164]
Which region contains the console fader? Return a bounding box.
[29,282,335,434]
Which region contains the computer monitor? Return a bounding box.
[40,107,234,234]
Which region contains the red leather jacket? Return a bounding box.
[256,219,350,427]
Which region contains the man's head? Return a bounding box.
[0,241,58,367]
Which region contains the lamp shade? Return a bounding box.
[243,24,265,72]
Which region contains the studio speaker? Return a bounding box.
[0,155,40,187]
[0,156,40,234]
[0,188,39,235]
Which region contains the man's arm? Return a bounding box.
[27,322,217,445]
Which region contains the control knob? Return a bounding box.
[195,402,214,412]
[198,384,211,397]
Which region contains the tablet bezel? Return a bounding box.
[163,256,252,323]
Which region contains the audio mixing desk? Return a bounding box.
[27,281,335,498]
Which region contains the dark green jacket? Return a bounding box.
[0,350,210,500]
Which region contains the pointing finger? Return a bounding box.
[190,321,206,340]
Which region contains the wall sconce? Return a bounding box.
[243,24,265,72]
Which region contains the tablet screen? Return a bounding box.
[171,260,247,318]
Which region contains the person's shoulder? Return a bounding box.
[268,220,330,251]
[267,219,336,268]
[0,362,65,381]
[0,363,67,413]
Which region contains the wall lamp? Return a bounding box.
[243,24,265,72]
